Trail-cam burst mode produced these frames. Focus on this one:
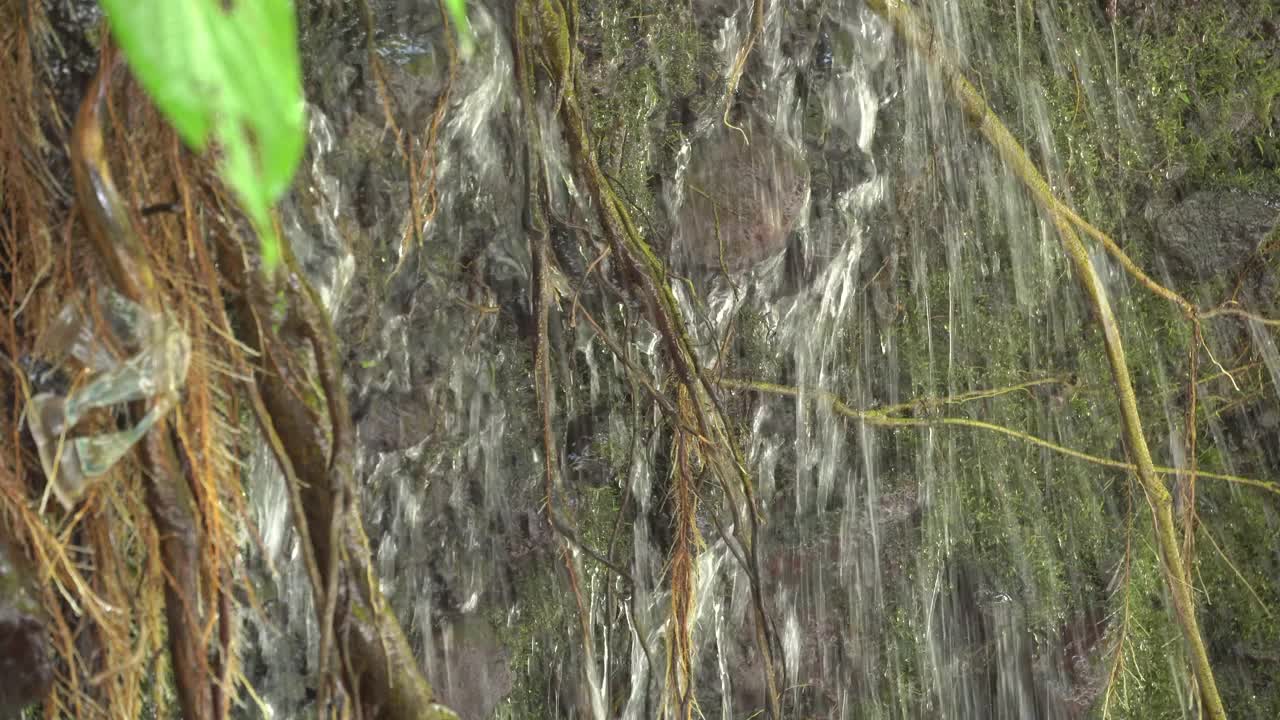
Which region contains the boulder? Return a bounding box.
[0,540,52,716]
[1147,191,1279,283]
[675,118,809,273]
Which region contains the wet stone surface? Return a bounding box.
[0,541,52,716]
[674,116,810,273]
[1147,191,1279,283]
[428,614,513,720]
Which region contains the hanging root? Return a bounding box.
[214,214,455,719]
[514,0,786,714]
[70,40,212,720]
[723,0,766,142]
[46,19,455,720]
[667,386,703,720]
[716,377,1279,494]
[2,15,269,717]
[2,5,464,719]
[1180,322,1200,578]
[515,9,607,714]
[361,0,459,276]
[1100,478,1136,718]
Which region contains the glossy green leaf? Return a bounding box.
[99,0,306,273]
[444,0,474,59]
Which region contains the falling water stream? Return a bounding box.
[239,1,1279,718]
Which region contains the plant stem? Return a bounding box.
[863,1,1226,716]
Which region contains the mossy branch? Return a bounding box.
[515,9,607,716]
[668,386,704,720]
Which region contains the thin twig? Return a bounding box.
[722,0,765,143]
[720,376,1280,496]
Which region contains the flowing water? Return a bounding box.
[240,1,1280,718]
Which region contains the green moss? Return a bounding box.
[875,1,1278,711]
[936,0,1274,712]
[494,0,1277,713]
[488,564,568,718]
[580,0,712,222]
[1108,1,1280,193]
[1194,483,1280,718]
[1103,502,1188,719]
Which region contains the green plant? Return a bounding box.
[100,0,306,272]
[445,0,474,58]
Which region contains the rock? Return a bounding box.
[1147,191,1279,283]
[429,615,512,720]
[0,540,52,716]
[674,117,809,273]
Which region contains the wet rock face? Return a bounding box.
[674,120,810,273]
[429,615,512,720]
[1147,191,1279,283]
[0,541,52,716]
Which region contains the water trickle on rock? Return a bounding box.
[674,116,810,274]
[241,1,1280,718]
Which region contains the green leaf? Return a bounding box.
[100,0,306,274]
[444,0,475,59]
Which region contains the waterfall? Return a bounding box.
[242,1,1280,717]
